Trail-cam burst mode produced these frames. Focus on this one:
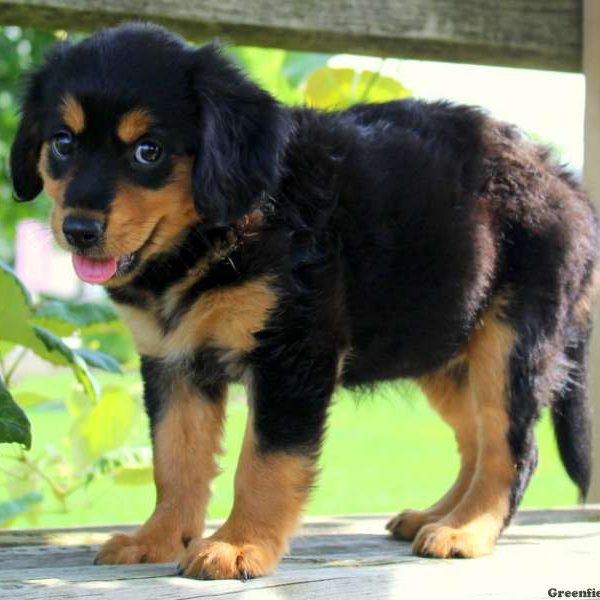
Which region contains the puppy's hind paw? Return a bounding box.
[95,532,182,565]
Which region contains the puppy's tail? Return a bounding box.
[551,333,593,501]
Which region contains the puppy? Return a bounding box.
[10,23,599,579]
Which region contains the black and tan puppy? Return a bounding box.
[10,23,600,579]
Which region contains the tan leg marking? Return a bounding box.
[387,363,477,540]
[179,416,315,579]
[95,382,225,565]
[413,306,516,558]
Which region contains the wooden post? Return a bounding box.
[584,0,600,502]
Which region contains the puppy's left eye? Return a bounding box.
[134,140,163,165]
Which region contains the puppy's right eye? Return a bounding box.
[51,131,75,159]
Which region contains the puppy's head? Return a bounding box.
[10,23,290,285]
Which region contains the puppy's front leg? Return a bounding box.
[95,356,226,565]
[179,349,338,579]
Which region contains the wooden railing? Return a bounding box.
[0,0,583,71]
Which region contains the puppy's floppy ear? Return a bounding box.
[190,44,291,225]
[10,68,47,202]
[10,42,70,202]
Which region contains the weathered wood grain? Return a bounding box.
[0,0,582,71]
[1,509,599,599]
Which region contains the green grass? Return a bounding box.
[1,374,577,529]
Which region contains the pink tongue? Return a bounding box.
[72,255,118,284]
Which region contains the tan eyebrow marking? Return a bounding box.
[117,109,155,144]
[61,94,85,134]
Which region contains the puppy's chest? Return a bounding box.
[115,276,277,373]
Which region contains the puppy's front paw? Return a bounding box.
[178,537,282,580]
[95,532,182,565]
[412,523,495,558]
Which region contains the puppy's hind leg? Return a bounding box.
[387,362,478,541]
[413,300,540,558]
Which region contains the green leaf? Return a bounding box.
[33,327,99,402]
[12,392,51,408]
[0,259,33,306]
[0,260,36,348]
[282,51,332,87]
[0,492,43,526]
[0,262,99,402]
[70,387,139,467]
[33,300,119,336]
[230,47,303,104]
[82,327,136,366]
[0,341,15,358]
[2,452,42,501]
[0,376,31,448]
[304,67,411,109]
[74,348,122,374]
[87,447,153,486]
[114,465,154,486]
[64,390,90,421]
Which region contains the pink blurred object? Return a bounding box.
[15,219,81,298]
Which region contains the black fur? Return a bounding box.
[141,351,226,434]
[191,44,291,225]
[552,324,593,497]
[10,64,48,201]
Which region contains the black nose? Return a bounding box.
[62,216,103,249]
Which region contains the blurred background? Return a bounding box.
[0,26,585,528]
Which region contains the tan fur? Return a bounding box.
[412,299,516,558]
[388,365,477,540]
[117,109,155,143]
[103,157,198,279]
[574,267,600,324]
[114,304,162,356]
[160,263,211,318]
[61,94,85,134]
[162,277,277,359]
[95,382,225,565]
[39,142,68,202]
[118,276,276,361]
[180,414,316,578]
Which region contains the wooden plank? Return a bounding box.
[1,510,599,599]
[584,0,600,502]
[0,0,583,71]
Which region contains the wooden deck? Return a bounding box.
[1,507,599,599]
